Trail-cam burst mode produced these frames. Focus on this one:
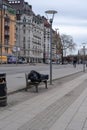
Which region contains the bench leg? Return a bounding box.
[25,80,28,91]
[25,73,28,91]
[36,85,38,92]
[44,81,48,89]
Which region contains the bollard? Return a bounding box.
[0,73,7,107]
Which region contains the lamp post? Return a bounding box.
[82,43,86,72]
[45,10,57,85]
[55,28,59,63]
[0,0,3,64]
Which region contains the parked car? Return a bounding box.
[0,56,7,64]
[17,59,23,64]
[17,57,27,64]
[7,56,17,64]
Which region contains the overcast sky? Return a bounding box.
[25,0,87,50]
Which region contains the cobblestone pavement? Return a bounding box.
[0,71,87,130]
[18,79,87,130]
[0,71,83,110]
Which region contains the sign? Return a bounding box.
[13,47,20,52]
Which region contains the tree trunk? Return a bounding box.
[61,49,64,64]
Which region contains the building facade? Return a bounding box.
[9,0,44,63]
[16,14,44,63]
[0,1,16,56]
[0,0,58,63]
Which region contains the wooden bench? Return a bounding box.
[25,73,48,92]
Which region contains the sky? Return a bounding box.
[25,0,87,51]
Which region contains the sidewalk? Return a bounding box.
[0,64,87,130]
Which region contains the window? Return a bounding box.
[18,1,20,3]
[23,37,25,42]
[23,25,26,28]
[15,1,17,3]
[23,17,26,23]
[28,44,30,48]
[23,29,26,34]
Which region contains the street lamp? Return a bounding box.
[0,0,3,64]
[55,28,59,63]
[45,10,57,85]
[82,43,86,72]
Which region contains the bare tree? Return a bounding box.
[60,34,76,64]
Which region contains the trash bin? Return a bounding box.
[0,73,7,107]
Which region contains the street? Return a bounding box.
[0,63,84,75]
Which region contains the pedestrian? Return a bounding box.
[73,58,77,68]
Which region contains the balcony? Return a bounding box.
[4,31,9,36]
[4,26,9,31]
[4,40,9,48]
[4,34,9,40]
[4,15,10,23]
[4,22,10,28]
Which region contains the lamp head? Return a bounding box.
[45,10,57,23]
[82,43,86,48]
[45,10,57,15]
